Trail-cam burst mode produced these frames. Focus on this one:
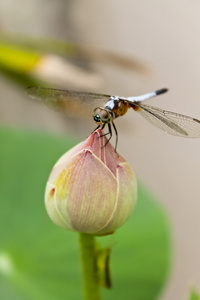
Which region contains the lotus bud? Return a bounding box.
[45,129,137,235]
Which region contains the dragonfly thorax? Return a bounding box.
[105,97,131,119]
[93,107,112,125]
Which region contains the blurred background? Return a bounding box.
[0,1,200,299]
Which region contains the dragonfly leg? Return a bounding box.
[93,122,118,152]
[92,124,110,142]
[104,123,112,146]
[99,122,118,152]
[91,125,100,133]
[95,123,111,139]
[101,123,106,131]
[99,123,111,138]
[112,121,118,152]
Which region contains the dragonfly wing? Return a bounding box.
[26,87,111,118]
[135,102,200,137]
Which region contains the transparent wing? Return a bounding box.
[26,87,111,118]
[135,102,200,137]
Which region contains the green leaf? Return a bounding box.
[0,32,149,89]
[0,127,171,300]
[189,289,200,300]
[0,42,40,71]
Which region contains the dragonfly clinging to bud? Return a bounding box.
[27,87,200,150]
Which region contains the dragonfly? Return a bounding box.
[27,86,200,150]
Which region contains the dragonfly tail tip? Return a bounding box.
[155,88,168,96]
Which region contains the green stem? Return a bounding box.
[79,233,101,300]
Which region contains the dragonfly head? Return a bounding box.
[93,107,112,125]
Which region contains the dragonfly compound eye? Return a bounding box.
[100,109,111,123]
[93,107,102,124]
[93,107,111,124]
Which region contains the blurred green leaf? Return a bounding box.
[0,35,102,90]
[0,42,40,71]
[0,127,171,300]
[0,32,148,72]
[0,32,149,90]
[189,289,200,300]
[0,32,84,57]
[0,39,42,87]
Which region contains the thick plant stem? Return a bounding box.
[79,233,101,300]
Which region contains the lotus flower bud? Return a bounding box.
[45,129,137,235]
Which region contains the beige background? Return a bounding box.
[1,1,200,299]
